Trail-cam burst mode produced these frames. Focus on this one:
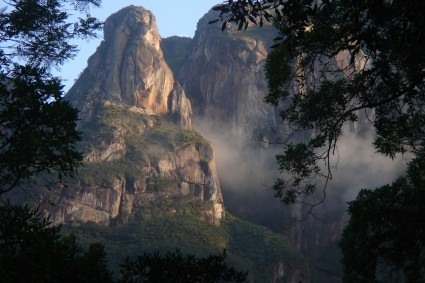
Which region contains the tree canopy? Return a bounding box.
[339,151,425,282]
[0,0,102,194]
[215,0,425,203]
[215,0,425,281]
[0,203,114,283]
[340,175,425,282]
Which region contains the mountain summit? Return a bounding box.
[45,6,223,225]
[67,6,191,129]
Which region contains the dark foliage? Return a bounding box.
[119,249,248,283]
[0,66,82,194]
[216,0,425,204]
[340,175,425,282]
[0,0,103,194]
[216,1,425,280]
[0,203,113,283]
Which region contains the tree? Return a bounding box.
[340,175,425,282]
[0,202,248,283]
[0,0,103,195]
[119,249,248,283]
[214,0,425,203]
[0,203,114,283]
[214,0,425,281]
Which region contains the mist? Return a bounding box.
[328,132,407,202]
[193,117,408,228]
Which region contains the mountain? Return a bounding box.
[67,6,191,130]
[177,9,280,145]
[165,7,406,283]
[51,6,222,226]
[30,6,310,282]
[170,9,346,283]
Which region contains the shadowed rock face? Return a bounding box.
[177,9,279,144]
[67,6,191,129]
[172,9,365,283]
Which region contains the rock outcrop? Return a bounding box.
[46,6,223,225]
[67,6,191,129]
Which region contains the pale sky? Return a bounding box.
[58,0,221,91]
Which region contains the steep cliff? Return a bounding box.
[178,9,280,144]
[171,8,357,283]
[48,6,222,225]
[67,6,191,129]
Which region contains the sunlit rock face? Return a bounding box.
[177,9,280,144]
[45,6,224,225]
[67,6,191,129]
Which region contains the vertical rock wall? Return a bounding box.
[67,6,191,129]
[45,6,224,226]
[178,9,280,144]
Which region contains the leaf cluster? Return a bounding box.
[0,0,102,67]
[0,65,82,194]
[0,0,103,195]
[340,174,425,282]
[211,0,280,31]
[217,0,425,204]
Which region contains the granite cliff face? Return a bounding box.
[67,6,191,129]
[168,9,365,283]
[47,6,223,225]
[177,9,280,144]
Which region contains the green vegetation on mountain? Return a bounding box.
[77,102,209,182]
[0,0,102,195]
[85,102,208,147]
[64,196,308,282]
[0,203,249,283]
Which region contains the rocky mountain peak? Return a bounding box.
[67,6,191,129]
[177,9,279,144]
[103,6,160,51]
[42,6,228,226]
